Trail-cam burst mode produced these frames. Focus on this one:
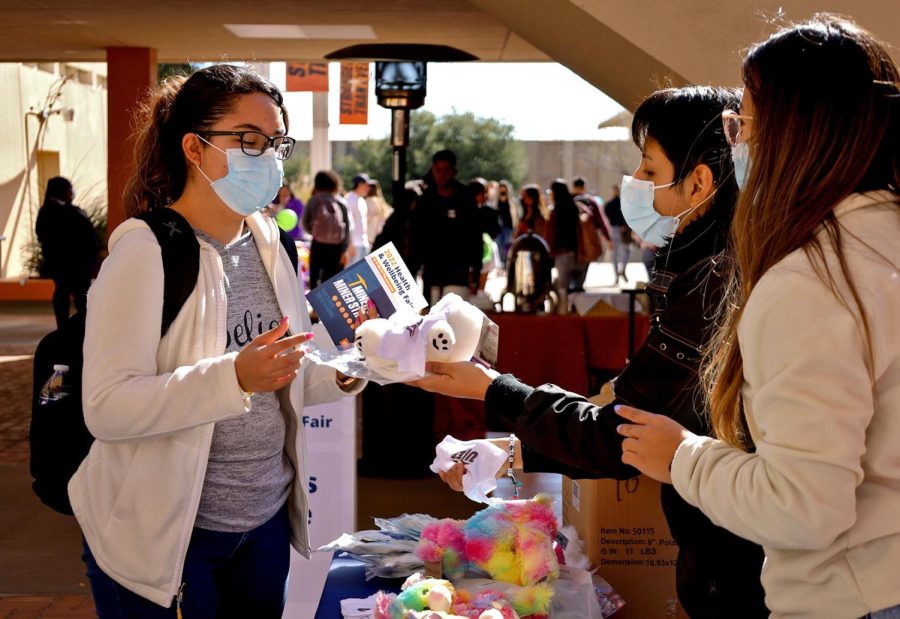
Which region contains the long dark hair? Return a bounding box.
[124,64,288,216]
[550,179,577,244]
[42,176,73,208]
[705,14,900,449]
[632,86,741,233]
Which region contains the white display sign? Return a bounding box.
[284,395,357,617]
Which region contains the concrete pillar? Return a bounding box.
[310,91,331,174]
[106,47,157,233]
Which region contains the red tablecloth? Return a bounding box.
[434,312,649,441]
[584,313,649,373]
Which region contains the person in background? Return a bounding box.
[374,181,421,265]
[72,63,364,617]
[604,184,632,282]
[486,179,499,207]
[494,179,519,267]
[571,176,611,243]
[344,173,371,264]
[271,184,305,240]
[35,176,102,328]
[545,179,580,309]
[634,233,659,281]
[408,150,482,303]
[470,177,501,241]
[515,183,549,240]
[365,179,392,247]
[469,177,502,289]
[571,175,611,291]
[615,15,900,618]
[414,86,771,618]
[302,170,352,288]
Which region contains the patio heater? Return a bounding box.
[325,44,477,206]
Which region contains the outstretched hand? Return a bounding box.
[616,406,696,484]
[409,361,499,400]
[438,461,466,492]
[235,317,313,393]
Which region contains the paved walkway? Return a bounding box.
[0,595,96,618]
[0,303,96,616]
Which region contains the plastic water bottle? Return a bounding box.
[38,364,70,405]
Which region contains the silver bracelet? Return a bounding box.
[507,434,522,500]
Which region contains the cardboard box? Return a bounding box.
[560,387,687,617]
[563,475,686,618]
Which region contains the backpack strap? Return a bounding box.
[137,208,200,337]
[278,226,299,274]
[138,210,298,335]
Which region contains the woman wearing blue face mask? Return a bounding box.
[70,64,365,617]
[413,86,769,617]
[617,14,900,618]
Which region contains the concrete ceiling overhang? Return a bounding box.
[2,0,897,111]
[1,0,548,63]
[470,0,900,109]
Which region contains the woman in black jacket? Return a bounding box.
[413,86,768,618]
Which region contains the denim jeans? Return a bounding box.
[82,502,290,619]
[869,604,900,618]
[610,225,632,275]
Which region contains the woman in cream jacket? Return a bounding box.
[616,15,900,618]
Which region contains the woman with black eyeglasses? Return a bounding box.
[70,64,365,617]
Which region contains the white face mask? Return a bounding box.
[620,175,703,248]
[194,136,284,216]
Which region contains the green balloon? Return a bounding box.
[276,208,299,232]
[482,233,493,263]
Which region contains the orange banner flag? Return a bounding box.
[339,62,369,125]
[286,62,329,92]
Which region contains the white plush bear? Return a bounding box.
[354,293,486,381]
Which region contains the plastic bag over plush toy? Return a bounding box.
[306,293,498,385]
[430,435,508,504]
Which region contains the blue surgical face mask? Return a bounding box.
[195,136,284,216]
[731,142,750,191]
[620,175,700,248]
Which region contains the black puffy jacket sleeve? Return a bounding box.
[485,253,725,481]
[486,374,635,480]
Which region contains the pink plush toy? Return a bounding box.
[417,494,560,588]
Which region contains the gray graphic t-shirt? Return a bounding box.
[193,228,294,532]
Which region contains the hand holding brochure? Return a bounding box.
[305,243,498,385]
[306,242,427,350]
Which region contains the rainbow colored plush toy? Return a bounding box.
[413,494,558,617]
[373,573,545,619]
[376,573,456,618]
[417,494,559,587]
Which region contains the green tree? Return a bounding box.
[157,63,198,82]
[334,110,526,203]
[282,142,311,185]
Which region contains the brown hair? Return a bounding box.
[704,14,900,449]
[123,64,288,216]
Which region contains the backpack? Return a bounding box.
[30,209,298,515]
[575,199,604,264]
[308,194,349,245]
